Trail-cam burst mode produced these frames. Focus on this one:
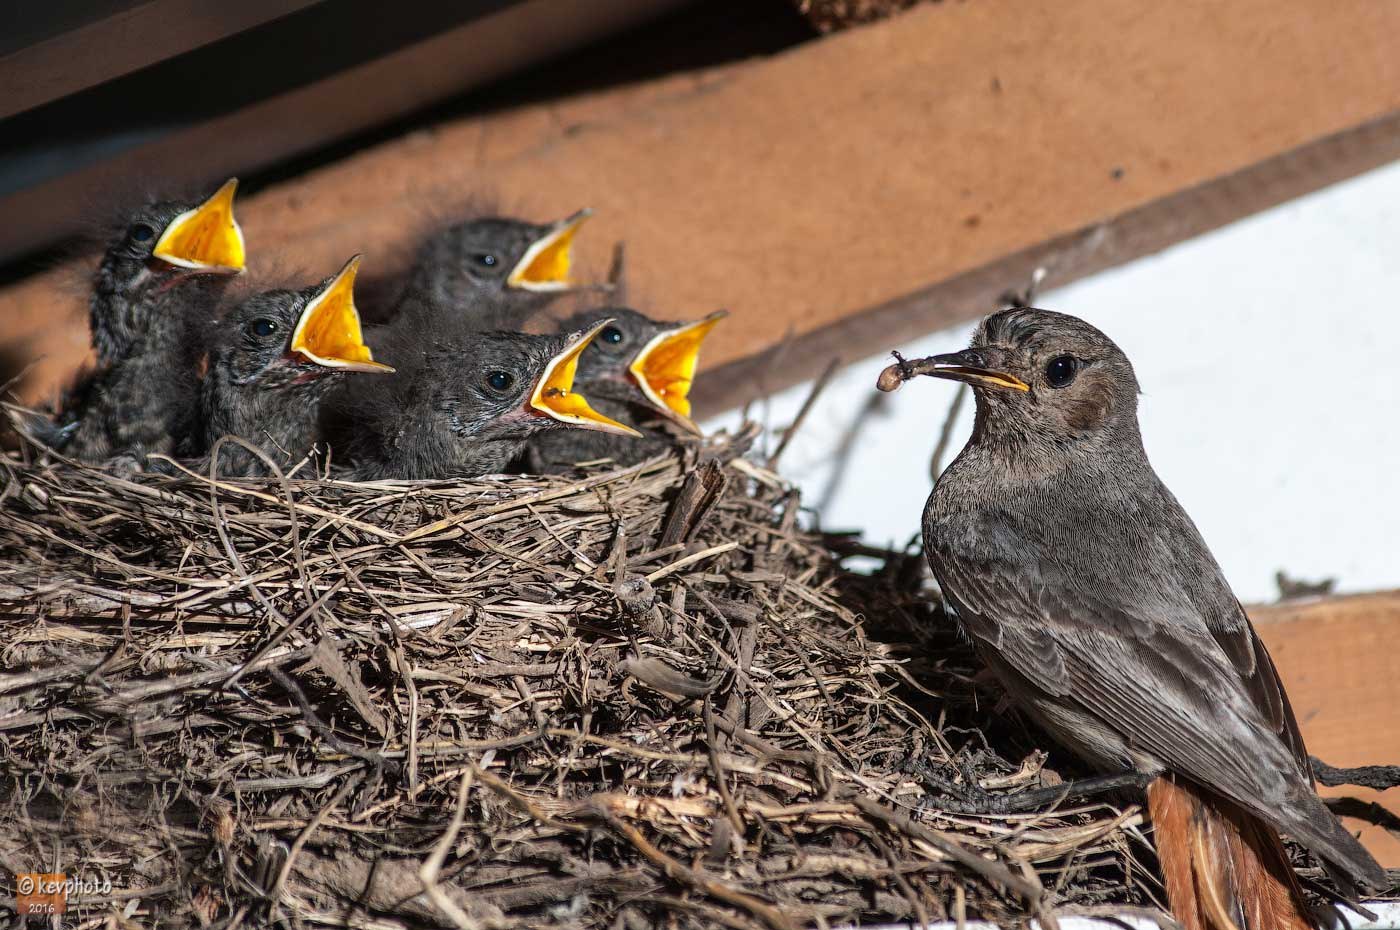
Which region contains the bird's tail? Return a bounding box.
[1148,774,1318,930]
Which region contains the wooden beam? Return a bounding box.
[0,0,693,264]
[0,0,321,120]
[1250,591,1400,868]
[3,0,1400,413]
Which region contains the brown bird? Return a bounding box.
[879,307,1387,930]
[61,179,247,465]
[346,318,639,480]
[388,209,592,338]
[193,256,393,477]
[523,306,726,472]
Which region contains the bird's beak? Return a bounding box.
[876,348,1029,393]
[152,178,246,274]
[529,318,642,436]
[627,310,727,435]
[507,208,591,292]
[289,255,395,374]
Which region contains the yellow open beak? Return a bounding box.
[152,178,246,273]
[627,310,727,434]
[506,208,591,292]
[530,319,642,436]
[289,255,394,374]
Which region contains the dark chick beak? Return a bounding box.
[627,309,727,435]
[507,208,592,292]
[529,318,642,436]
[152,177,246,274]
[289,255,395,374]
[876,348,1029,393]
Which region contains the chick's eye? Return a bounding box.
[486,370,514,392]
[600,326,624,345]
[1045,355,1078,388]
[475,253,498,268]
[130,223,156,243]
[249,319,278,338]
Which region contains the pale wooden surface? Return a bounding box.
[4,0,1400,415]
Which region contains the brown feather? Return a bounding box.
[1148,775,1317,930]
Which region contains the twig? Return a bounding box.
[594,804,796,930]
[852,795,1042,903]
[419,768,482,930]
[768,357,840,469]
[1311,758,1400,790]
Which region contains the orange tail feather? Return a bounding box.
[1147,774,1317,930]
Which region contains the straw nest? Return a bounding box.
[0,431,1157,929]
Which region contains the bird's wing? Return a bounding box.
[926,508,1389,889]
[942,559,1275,788]
[1211,607,1311,778]
[926,516,1304,817]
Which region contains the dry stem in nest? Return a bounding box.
[0,434,1156,929]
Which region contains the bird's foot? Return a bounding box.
[904,755,1152,815]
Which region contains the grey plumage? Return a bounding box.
[193,280,367,477]
[59,185,245,466]
[89,201,207,364]
[64,207,233,463]
[388,211,589,341]
[896,307,1384,892]
[345,327,621,480]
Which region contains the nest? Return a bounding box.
[0,433,1158,929]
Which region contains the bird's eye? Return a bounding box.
[486,370,514,392]
[600,326,624,345]
[1045,355,1078,388]
[130,223,156,243]
[249,319,279,338]
[475,253,498,268]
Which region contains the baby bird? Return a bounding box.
[61,179,247,465]
[194,257,392,477]
[387,209,591,340]
[524,307,726,472]
[347,319,638,480]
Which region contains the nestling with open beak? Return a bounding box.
[192,256,392,477]
[345,318,639,480]
[879,307,1387,930]
[524,307,726,472]
[387,208,592,340]
[60,179,247,465]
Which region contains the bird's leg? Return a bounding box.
[904,755,1153,815]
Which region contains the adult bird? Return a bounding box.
[193,256,392,477]
[60,179,247,465]
[346,319,638,480]
[523,306,726,472]
[878,307,1387,930]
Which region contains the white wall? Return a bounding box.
[708,159,1400,603]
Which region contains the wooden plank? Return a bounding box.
[1250,591,1400,868]
[0,1,323,120]
[3,0,1400,412]
[0,0,692,263]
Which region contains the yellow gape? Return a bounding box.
[628,310,728,433]
[289,256,394,373]
[531,319,641,436]
[152,178,247,273]
[507,209,591,291]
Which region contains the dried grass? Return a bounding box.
[0,431,1157,929]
